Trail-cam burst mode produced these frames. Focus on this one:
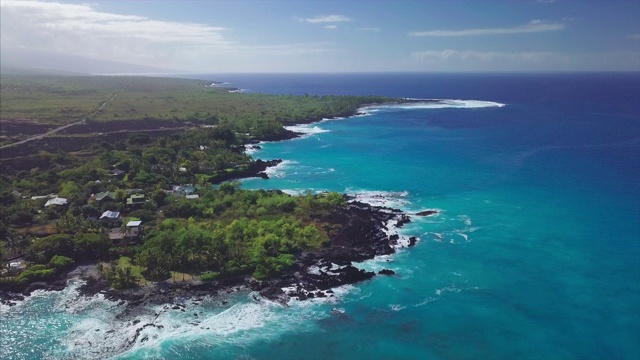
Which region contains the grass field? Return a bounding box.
[1,74,130,123]
[1,74,391,125]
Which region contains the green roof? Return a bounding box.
[126,194,146,205]
[95,191,116,201]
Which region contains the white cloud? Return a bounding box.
[411,50,557,62]
[325,25,337,30]
[408,20,565,37]
[356,27,380,32]
[0,0,338,71]
[628,33,640,40]
[300,14,351,24]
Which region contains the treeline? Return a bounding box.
[0,75,388,289]
[137,185,344,281]
[1,185,346,287]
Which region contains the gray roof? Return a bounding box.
[44,197,68,207]
[100,210,120,219]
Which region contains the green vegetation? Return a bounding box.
[1,74,392,126]
[0,74,129,123]
[0,73,370,290]
[137,188,342,281]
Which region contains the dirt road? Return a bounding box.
[0,79,131,150]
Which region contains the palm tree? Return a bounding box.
[5,232,30,257]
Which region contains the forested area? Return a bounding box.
[0,74,385,290]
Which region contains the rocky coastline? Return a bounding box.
[0,101,431,309]
[0,200,427,309]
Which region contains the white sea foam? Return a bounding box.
[319,116,346,122]
[389,304,407,312]
[406,99,505,108]
[280,189,304,196]
[459,214,472,226]
[244,143,264,155]
[346,189,410,209]
[360,99,504,114]
[413,297,438,307]
[264,160,296,178]
[284,125,330,136]
[435,285,461,296]
[60,292,313,360]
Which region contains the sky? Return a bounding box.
[1,0,639,73]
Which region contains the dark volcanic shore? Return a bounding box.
[89,200,414,308]
[0,101,426,308]
[0,200,418,308]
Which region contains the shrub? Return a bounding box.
[48,255,75,270]
[26,234,74,264]
[200,271,220,281]
[17,265,56,283]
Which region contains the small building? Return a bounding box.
[100,210,121,226]
[108,227,141,243]
[179,167,187,172]
[185,194,200,200]
[11,190,22,197]
[126,194,146,206]
[126,220,142,227]
[100,210,120,220]
[32,194,57,200]
[170,184,199,195]
[44,197,68,207]
[182,184,196,195]
[109,220,143,244]
[110,169,125,178]
[95,191,116,202]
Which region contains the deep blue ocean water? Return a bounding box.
[2,73,639,359]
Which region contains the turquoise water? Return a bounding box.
[2,74,639,359]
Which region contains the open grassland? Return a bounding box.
[1,75,130,124]
[1,74,390,125]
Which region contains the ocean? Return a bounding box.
[2,73,639,359]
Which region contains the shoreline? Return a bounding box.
[0,199,421,308]
[0,99,424,308]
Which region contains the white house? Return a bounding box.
[44,197,68,207]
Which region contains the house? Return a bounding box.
[95,191,116,202]
[185,194,200,200]
[11,190,22,197]
[100,210,120,219]
[182,184,196,195]
[108,227,141,243]
[1,256,26,276]
[44,197,68,207]
[126,194,146,206]
[126,220,142,228]
[110,169,125,178]
[170,184,199,195]
[99,210,121,225]
[32,194,57,200]
[109,220,143,244]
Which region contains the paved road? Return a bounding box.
[0,79,131,150]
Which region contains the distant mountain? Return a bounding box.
[0,48,178,75]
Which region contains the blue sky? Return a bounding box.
[1,0,639,72]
